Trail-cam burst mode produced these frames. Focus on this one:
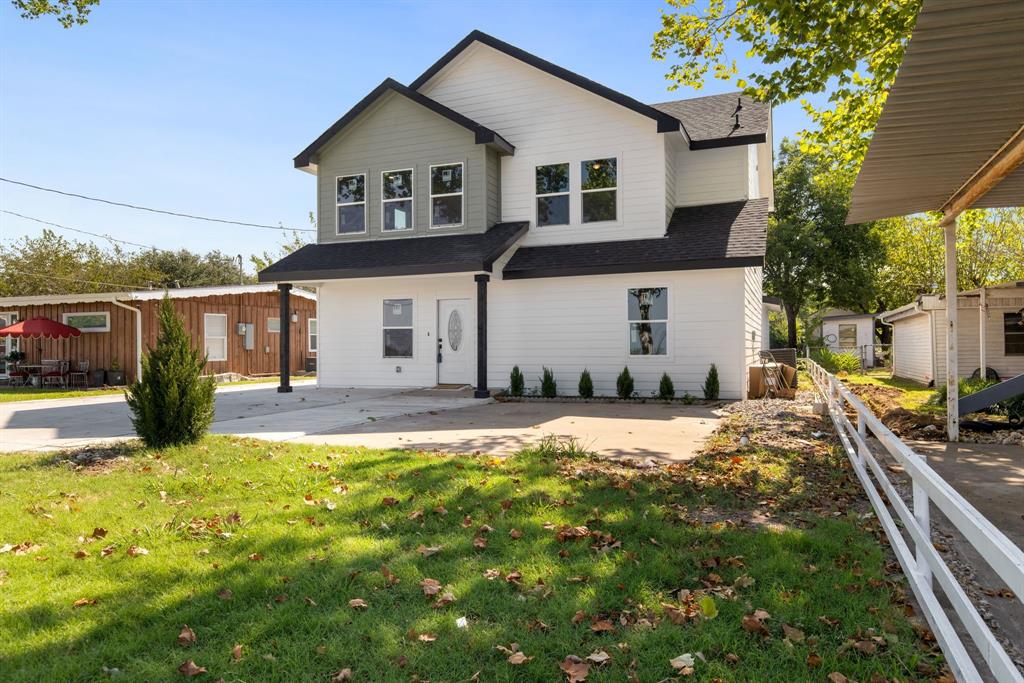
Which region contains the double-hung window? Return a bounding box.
[1005,311,1024,355]
[382,169,414,231]
[204,313,228,362]
[308,318,318,353]
[336,174,366,235]
[581,157,617,223]
[430,163,463,227]
[627,288,667,356]
[535,163,570,227]
[383,299,413,358]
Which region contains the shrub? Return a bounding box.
[540,367,557,398]
[681,391,695,405]
[930,377,1024,420]
[616,366,634,399]
[578,369,594,398]
[509,365,525,396]
[811,348,860,374]
[126,296,215,448]
[658,372,675,400]
[702,363,720,400]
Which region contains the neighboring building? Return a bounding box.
[879,281,1024,385]
[260,31,774,399]
[818,308,878,366]
[0,285,317,384]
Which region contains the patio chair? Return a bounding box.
[42,360,69,389]
[8,364,30,386]
[68,360,89,389]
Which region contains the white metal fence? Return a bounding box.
[808,360,1024,683]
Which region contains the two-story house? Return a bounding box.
[260,31,773,399]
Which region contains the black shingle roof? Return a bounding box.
[650,93,769,149]
[502,199,768,280]
[258,222,528,282]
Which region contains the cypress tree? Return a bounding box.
[126,296,215,447]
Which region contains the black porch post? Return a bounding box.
[277,283,292,393]
[474,274,489,398]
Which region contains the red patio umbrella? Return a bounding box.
[0,316,82,339]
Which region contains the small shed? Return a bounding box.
[818,309,876,353]
[0,284,317,384]
[880,281,1024,385]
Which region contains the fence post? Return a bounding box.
[856,411,867,466]
[913,481,933,588]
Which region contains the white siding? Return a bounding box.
[673,143,748,206]
[742,267,763,395]
[821,317,875,352]
[488,269,747,399]
[317,275,475,388]
[892,313,934,384]
[932,296,1024,382]
[419,43,667,246]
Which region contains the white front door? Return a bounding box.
[437,299,472,385]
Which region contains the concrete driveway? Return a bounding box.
[1,384,724,461]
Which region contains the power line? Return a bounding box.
[4,269,151,290]
[2,210,161,251]
[0,177,315,233]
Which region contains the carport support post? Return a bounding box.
[941,213,958,441]
[474,274,489,398]
[278,283,292,393]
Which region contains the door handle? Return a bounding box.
[437,338,443,363]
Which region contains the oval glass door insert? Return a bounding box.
[447,310,463,351]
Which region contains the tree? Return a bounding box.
[11,0,99,27]
[764,140,884,347]
[250,213,315,273]
[126,296,215,448]
[652,0,921,168]
[135,249,250,288]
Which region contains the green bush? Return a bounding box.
[658,372,675,400]
[540,367,557,398]
[931,377,1024,420]
[578,369,594,398]
[616,366,634,399]
[126,296,215,448]
[811,348,861,374]
[509,365,524,396]
[702,363,720,400]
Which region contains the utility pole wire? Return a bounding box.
[0,177,315,232]
[4,269,151,290]
[1,210,162,251]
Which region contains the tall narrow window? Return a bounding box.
[308,318,318,353]
[430,163,463,227]
[627,288,667,356]
[336,174,366,235]
[1005,311,1024,355]
[382,169,413,231]
[581,157,617,223]
[536,163,569,227]
[383,299,413,358]
[204,313,228,362]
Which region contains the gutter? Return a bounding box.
[110,299,142,383]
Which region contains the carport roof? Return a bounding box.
[847,0,1024,224]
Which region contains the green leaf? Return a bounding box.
[699,595,718,619]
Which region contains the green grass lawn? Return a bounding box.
[0,436,943,682]
[0,386,126,403]
[842,372,942,415]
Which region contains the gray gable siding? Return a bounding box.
[315,92,492,243]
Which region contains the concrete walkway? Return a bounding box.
[0,382,480,452]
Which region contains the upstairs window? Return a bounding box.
[581,157,617,223]
[382,169,414,231]
[536,163,570,227]
[383,299,413,358]
[627,287,667,356]
[430,163,463,228]
[1005,311,1024,355]
[336,174,366,235]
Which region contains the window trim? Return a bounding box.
[837,323,857,348]
[382,297,415,359]
[62,311,111,333]
[535,162,571,228]
[204,313,228,362]
[429,162,464,229]
[580,156,619,225]
[335,173,367,236]
[625,286,669,358]
[267,317,280,334]
[308,318,318,354]
[1004,311,1024,356]
[381,167,415,232]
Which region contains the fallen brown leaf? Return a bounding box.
[590,619,615,633]
[177,660,206,677]
[782,624,805,643]
[807,653,823,668]
[586,650,611,665]
[177,625,196,647]
[416,544,441,558]
[72,597,96,607]
[509,528,523,539]
[382,497,399,506]
[432,591,456,608]
[231,644,243,661]
[559,655,590,682]
[827,673,849,683]
[420,578,441,596]
[330,668,353,681]
[348,598,368,609]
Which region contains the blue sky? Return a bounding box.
[0,0,815,273]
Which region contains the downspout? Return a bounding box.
[111,299,143,383]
